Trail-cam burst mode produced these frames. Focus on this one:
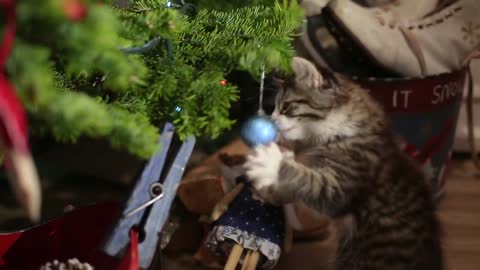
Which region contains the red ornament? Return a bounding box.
[63,0,88,22]
[220,79,227,86]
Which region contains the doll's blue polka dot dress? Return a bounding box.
[205,176,285,269]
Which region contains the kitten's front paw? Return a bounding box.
[244,143,284,190]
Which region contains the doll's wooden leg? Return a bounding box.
[225,244,244,270]
[241,250,252,270]
[243,250,260,270]
[212,183,245,222]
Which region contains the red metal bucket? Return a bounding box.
[355,68,468,199]
[0,202,140,270]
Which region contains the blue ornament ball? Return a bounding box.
[241,116,278,147]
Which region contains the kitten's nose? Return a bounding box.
[270,116,279,125]
[271,110,279,121]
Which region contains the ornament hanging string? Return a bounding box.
[258,66,266,116]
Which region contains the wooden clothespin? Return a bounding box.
[103,122,195,269]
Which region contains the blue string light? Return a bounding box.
[175,106,182,112]
[119,37,163,54]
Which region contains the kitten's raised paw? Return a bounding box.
[244,143,283,190]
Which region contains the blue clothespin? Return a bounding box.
[103,122,195,269]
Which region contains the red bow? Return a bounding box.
[0,0,41,222]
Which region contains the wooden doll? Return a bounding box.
[203,153,292,270]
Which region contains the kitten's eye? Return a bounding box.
[321,79,338,92]
[321,80,332,90]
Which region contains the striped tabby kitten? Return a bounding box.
[244,57,443,270]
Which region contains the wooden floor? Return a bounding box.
[438,159,480,270]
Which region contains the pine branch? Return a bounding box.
[6,0,303,158]
[8,41,159,158]
[177,0,303,74]
[128,0,171,13]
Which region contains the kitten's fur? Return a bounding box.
[244,57,443,270]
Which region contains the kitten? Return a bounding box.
[244,57,443,270]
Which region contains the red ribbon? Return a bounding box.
[0,0,29,152]
[117,229,140,270]
[0,0,16,67]
[0,76,28,151]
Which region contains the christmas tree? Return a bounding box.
[5,0,303,159]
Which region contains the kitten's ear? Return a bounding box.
[291,57,323,89]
